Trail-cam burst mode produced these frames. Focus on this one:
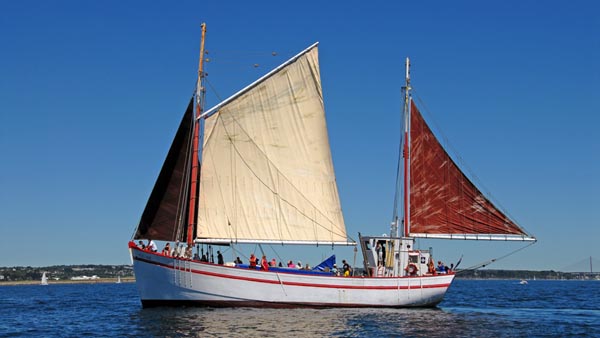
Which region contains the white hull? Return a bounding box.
[130,247,454,308]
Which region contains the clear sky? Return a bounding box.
[1,1,598,271]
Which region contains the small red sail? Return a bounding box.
[409,101,528,238]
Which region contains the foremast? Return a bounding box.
[187,23,207,245]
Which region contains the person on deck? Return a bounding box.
[172,243,180,257]
[437,261,446,274]
[137,241,146,250]
[296,261,302,269]
[332,264,339,276]
[234,257,243,265]
[162,243,171,256]
[172,241,180,257]
[261,255,269,271]
[217,251,224,265]
[147,239,158,252]
[270,258,277,267]
[428,257,436,274]
[287,260,295,268]
[342,260,351,277]
[249,254,257,269]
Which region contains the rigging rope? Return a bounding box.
[268,244,285,263]
[230,245,249,262]
[205,77,225,104]
[391,124,403,227]
[454,240,537,274]
[173,118,194,242]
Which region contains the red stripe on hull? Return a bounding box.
[133,254,452,291]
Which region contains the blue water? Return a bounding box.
[0,280,598,337]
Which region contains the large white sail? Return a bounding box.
[196,46,348,244]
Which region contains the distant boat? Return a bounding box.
[129,23,536,308]
[116,276,122,284]
[520,279,528,285]
[41,272,48,286]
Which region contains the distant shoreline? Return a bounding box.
[2,277,598,286]
[0,277,135,286]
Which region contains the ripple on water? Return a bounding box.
[0,280,598,337]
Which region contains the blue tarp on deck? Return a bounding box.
[312,254,336,272]
[235,260,335,276]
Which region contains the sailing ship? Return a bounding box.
[41,272,49,286]
[129,24,535,307]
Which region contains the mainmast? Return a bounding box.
[402,57,411,237]
[187,23,207,245]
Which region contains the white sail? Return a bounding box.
[196,46,348,244]
[41,272,48,286]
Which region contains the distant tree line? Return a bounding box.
[1,265,598,282]
[455,269,599,280]
[0,265,134,282]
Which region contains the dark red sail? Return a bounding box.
[134,99,194,241]
[409,100,529,238]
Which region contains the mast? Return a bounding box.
[187,23,207,245]
[402,57,411,237]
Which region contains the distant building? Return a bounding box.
[70,275,100,280]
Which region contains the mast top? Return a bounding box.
[196,23,207,99]
[404,57,411,92]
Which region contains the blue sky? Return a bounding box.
[1,1,598,271]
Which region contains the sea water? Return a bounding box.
[0,279,598,337]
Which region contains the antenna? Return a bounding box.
[405,57,411,86]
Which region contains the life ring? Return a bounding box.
[405,263,419,276]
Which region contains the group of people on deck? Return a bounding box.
[136,240,353,276]
[426,257,454,275]
[136,240,193,259]
[436,261,453,274]
[238,254,352,276]
[246,254,292,271]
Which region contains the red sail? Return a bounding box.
[409,101,527,237]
